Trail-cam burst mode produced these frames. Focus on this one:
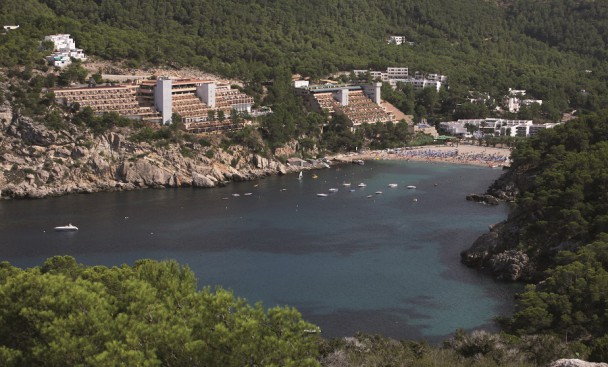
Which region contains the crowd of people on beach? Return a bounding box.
[394,148,510,166]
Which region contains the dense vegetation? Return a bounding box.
[488,111,608,360]
[1,0,607,117]
[0,256,320,366]
[508,111,608,266]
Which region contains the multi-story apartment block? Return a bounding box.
[440,118,559,138]
[354,67,446,92]
[294,82,393,127]
[53,78,255,133]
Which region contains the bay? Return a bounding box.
[0,160,521,342]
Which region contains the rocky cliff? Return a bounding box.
[460,164,536,281]
[0,110,316,200]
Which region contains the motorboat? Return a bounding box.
[316,193,328,197]
[54,224,78,232]
[388,183,398,188]
[328,188,339,192]
[342,182,351,186]
[406,185,417,189]
[232,193,240,197]
[243,192,252,196]
[357,183,366,187]
[375,191,383,195]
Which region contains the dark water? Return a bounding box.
[0,161,521,342]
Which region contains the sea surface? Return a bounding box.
[0,160,521,342]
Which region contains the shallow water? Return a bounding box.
[0,160,521,341]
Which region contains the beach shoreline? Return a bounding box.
[332,144,512,168]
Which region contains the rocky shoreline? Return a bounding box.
[0,112,329,200]
[459,162,538,281]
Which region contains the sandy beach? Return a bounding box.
[333,144,512,167]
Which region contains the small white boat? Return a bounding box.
[406,185,416,189]
[357,183,366,187]
[232,193,240,197]
[375,191,383,195]
[243,192,252,196]
[328,188,339,192]
[388,183,398,188]
[367,195,373,198]
[54,224,78,232]
[316,193,328,197]
[349,189,356,192]
[298,171,303,180]
[342,182,351,187]
[413,198,418,202]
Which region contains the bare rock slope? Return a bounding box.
[0,115,298,199]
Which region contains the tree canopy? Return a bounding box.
[0,257,320,367]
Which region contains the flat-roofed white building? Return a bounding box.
[293,80,309,88]
[440,118,537,137]
[387,36,406,45]
[387,67,409,79]
[357,67,446,91]
[45,34,86,68]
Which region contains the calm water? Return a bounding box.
[0,161,521,342]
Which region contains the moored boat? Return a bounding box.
[54,224,78,232]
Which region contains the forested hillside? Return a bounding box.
[1,0,607,116]
[492,111,608,360]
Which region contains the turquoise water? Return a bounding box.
[0,161,521,341]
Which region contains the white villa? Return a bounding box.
[45,34,87,68]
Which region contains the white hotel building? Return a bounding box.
[353,67,446,92]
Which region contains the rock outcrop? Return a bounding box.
[461,160,541,281]
[548,359,608,367]
[461,212,533,280]
[465,193,499,205]
[0,111,308,200]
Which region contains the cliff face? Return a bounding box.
[0,113,299,200]
[460,164,537,281]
